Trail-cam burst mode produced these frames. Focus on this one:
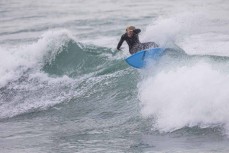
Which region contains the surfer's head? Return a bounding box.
[126,26,135,37]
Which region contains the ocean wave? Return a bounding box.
[0,29,127,119]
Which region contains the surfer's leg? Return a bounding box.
[141,42,159,50]
[129,42,158,54]
[130,44,142,54]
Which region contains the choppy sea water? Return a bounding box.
[1,0,229,152]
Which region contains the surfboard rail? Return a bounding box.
[125,47,165,68]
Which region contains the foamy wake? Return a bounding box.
[138,61,229,135]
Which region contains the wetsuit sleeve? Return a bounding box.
[133,29,141,34]
[117,34,125,50]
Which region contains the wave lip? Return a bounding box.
[0,29,74,88]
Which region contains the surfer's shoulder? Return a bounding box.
[121,33,127,39]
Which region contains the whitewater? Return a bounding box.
[1,0,229,152]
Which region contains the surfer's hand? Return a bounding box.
[117,47,123,51]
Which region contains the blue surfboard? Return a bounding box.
[125,47,165,68]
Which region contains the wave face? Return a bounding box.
[0,30,130,119]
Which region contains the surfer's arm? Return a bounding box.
[117,34,125,50]
[133,29,141,34]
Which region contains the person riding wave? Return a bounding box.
[117,26,158,54]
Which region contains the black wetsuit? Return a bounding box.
[117,29,158,54]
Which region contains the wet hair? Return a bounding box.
[126,26,135,31]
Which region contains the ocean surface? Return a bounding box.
[1,0,229,152]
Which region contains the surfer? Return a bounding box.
[117,26,158,54]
